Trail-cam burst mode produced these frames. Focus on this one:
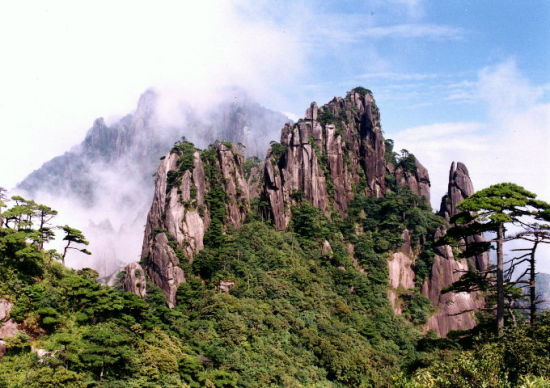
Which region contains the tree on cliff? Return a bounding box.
[448,183,550,336]
[59,225,91,265]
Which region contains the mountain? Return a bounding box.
[2,87,549,387]
[134,87,485,335]
[16,89,290,275]
[537,273,550,310]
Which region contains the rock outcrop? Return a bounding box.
[121,262,147,298]
[422,161,487,336]
[394,159,431,203]
[439,162,489,272]
[387,230,416,314]
[141,142,250,306]
[439,162,474,221]
[263,89,387,230]
[0,298,18,359]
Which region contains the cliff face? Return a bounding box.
[421,162,487,336]
[142,88,435,307]
[121,262,147,298]
[141,142,250,306]
[138,89,484,339]
[263,89,387,230]
[394,159,431,203]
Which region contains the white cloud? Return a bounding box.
[361,24,464,40]
[0,0,307,189]
[393,61,550,205]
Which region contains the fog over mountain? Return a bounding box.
[17,88,289,275]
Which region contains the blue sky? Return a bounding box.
[267,1,550,128]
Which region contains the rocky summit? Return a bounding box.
[136,88,484,335]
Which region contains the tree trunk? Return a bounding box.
[529,239,538,326]
[496,223,505,336]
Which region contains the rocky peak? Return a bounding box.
[262,88,387,230]
[439,161,474,220]
[121,262,147,298]
[421,161,487,336]
[393,158,431,203]
[141,141,250,306]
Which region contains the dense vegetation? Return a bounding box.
[1,177,549,387]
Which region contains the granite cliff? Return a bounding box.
[136,88,485,336]
[140,142,251,306]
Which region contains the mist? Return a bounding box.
[15,86,290,277]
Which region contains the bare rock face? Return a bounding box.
[142,142,250,306]
[0,299,13,322]
[218,281,235,293]
[121,262,147,298]
[263,89,386,230]
[422,162,487,336]
[422,228,482,336]
[395,159,431,203]
[321,240,333,256]
[246,162,263,200]
[387,230,416,314]
[439,162,474,221]
[0,299,19,350]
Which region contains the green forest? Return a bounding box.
[1,179,550,387]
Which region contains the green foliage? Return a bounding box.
[2,187,548,387]
[167,139,197,191]
[352,86,374,97]
[318,108,336,126]
[243,156,261,178]
[346,189,443,250]
[405,312,550,387]
[456,182,550,225]
[201,146,229,248]
[397,150,417,174]
[59,224,91,262]
[269,141,287,161]
[400,292,434,326]
[188,220,419,386]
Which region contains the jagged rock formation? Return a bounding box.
[439,162,474,220]
[141,142,250,306]
[421,162,488,336]
[394,159,431,203]
[263,89,387,230]
[143,88,436,308]
[121,262,147,298]
[440,162,489,272]
[17,88,289,276]
[139,88,484,339]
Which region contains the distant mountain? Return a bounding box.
[18,88,289,206]
[537,272,550,310]
[16,88,290,275]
